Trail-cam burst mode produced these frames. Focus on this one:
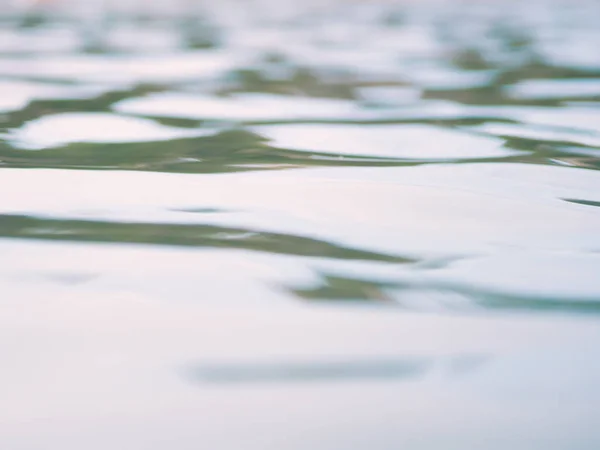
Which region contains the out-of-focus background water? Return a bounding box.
[1,0,600,448]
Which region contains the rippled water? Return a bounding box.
[1,1,600,448]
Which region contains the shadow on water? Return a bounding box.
[292,274,399,303]
[288,270,600,313]
[5,210,597,313]
[0,84,168,129]
[563,198,600,208]
[185,358,432,383]
[184,354,490,384]
[0,214,413,263]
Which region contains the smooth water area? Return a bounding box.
[1,1,600,448]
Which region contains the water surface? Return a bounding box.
[1,1,600,449]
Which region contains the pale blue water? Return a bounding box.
[1,1,600,449]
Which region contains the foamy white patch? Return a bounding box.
[403,66,497,90]
[0,51,238,84]
[505,78,600,100]
[470,105,600,135]
[469,122,600,148]
[518,107,600,134]
[114,92,364,122]
[9,113,211,149]
[0,27,80,54]
[252,123,513,160]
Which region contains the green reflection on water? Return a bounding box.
[0,214,413,263]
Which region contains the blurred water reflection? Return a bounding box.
[1,1,600,449]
